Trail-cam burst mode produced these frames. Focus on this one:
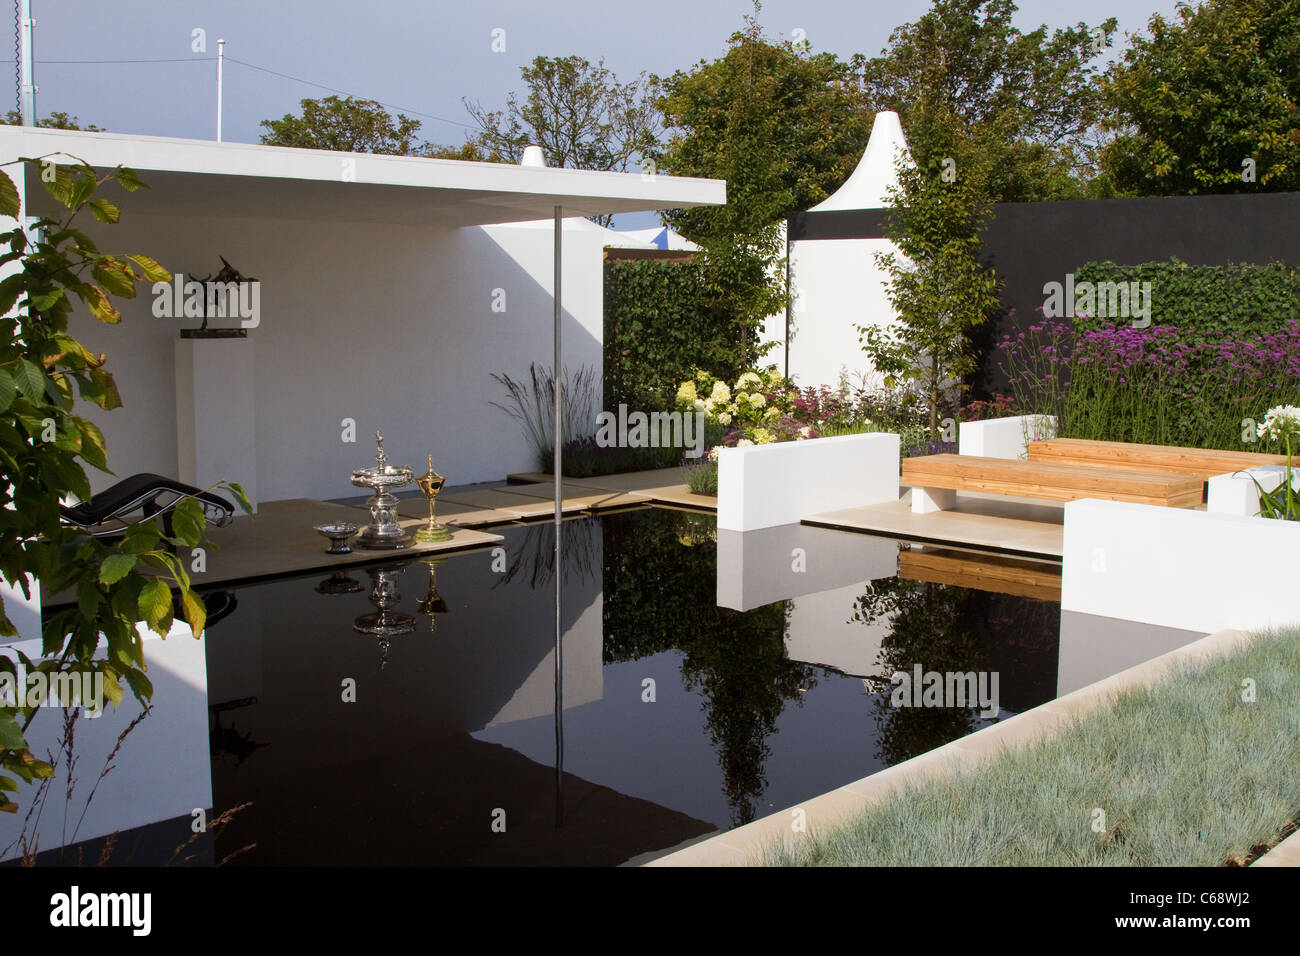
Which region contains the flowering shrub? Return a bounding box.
[999,315,1300,451]
[1246,405,1300,521]
[676,367,794,446]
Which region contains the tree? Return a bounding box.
[464,55,660,225]
[860,131,1002,438]
[652,6,873,367]
[1100,0,1300,195]
[858,0,1117,201]
[0,155,249,812]
[1,111,103,132]
[260,95,428,155]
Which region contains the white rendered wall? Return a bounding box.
[959,415,1057,460]
[786,237,898,390]
[1061,498,1300,633]
[716,432,900,532]
[0,621,211,862]
[64,214,605,503]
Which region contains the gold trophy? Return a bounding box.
[415,454,452,543]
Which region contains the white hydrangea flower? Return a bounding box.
[736,438,754,447]
[711,381,731,403]
[798,426,812,439]
[693,399,707,413]
[707,446,720,462]
[749,393,766,408]
[737,371,762,390]
[765,407,780,420]
[676,381,697,406]
[718,412,732,425]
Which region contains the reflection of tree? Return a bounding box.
[602,509,814,828]
[854,563,1059,766]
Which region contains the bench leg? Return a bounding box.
[911,487,956,514]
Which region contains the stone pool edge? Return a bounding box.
[644,626,1260,867]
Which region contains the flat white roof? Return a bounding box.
[0,126,725,227]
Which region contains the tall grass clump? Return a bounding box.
[490,363,600,471]
[759,628,1300,866]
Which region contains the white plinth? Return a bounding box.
[716,432,900,532]
[175,338,258,511]
[958,414,1057,460]
[1206,466,1295,517]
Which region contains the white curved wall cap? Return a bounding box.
[809,110,912,212]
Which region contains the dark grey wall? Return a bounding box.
[788,191,1300,396]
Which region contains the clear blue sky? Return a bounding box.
[15,0,1183,226]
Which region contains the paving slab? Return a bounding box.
[1253,828,1300,867]
[805,491,1064,558]
[497,480,652,510]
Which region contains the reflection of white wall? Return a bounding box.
[1062,498,1300,633]
[786,582,894,677]
[0,622,212,862]
[716,523,896,611]
[65,215,606,503]
[488,589,603,726]
[1057,610,1205,697]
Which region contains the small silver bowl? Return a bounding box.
[314,521,359,555]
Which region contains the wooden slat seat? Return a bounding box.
[1026,438,1287,481]
[901,453,1204,512]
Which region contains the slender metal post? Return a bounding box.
[216,38,225,142]
[18,0,35,125]
[553,204,564,826]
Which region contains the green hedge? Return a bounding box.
[603,257,748,412]
[1073,257,1300,339]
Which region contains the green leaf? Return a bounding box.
[30,289,65,312]
[99,552,137,585]
[12,359,43,403]
[170,498,204,547]
[113,166,148,192]
[0,169,19,218]
[76,576,102,618]
[87,198,120,223]
[92,261,136,299]
[137,578,172,632]
[0,369,14,413]
[72,416,107,471]
[180,588,206,638]
[127,254,170,283]
[224,481,254,515]
[0,774,18,793]
[0,711,27,750]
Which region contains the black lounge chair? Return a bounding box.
[60,473,236,538]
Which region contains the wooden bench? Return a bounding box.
[1026,438,1287,481]
[901,454,1204,513]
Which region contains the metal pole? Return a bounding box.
[216,38,225,142]
[553,204,564,827]
[18,0,35,125]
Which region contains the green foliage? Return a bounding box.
[260,95,432,155]
[1074,258,1300,341]
[652,8,868,357]
[1,111,103,132]
[603,258,753,411]
[466,56,659,172]
[0,155,251,812]
[859,0,1118,201]
[863,136,1001,438]
[1101,0,1300,196]
[681,460,718,495]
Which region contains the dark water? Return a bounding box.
[23,507,1068,866]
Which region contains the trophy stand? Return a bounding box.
[350,432,414,550]
[414,454,452,543]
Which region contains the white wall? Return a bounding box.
[65,214,606,504]
[786,237,898,390]
[1061,498,1300,633]
[959,415,1057,460]
[716,432,900,532]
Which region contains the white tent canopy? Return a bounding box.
[810,110,911,212]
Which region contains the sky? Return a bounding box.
[12,0,1185,227]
